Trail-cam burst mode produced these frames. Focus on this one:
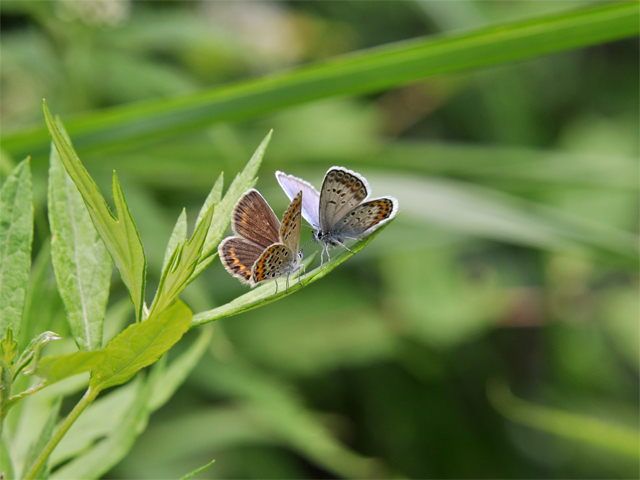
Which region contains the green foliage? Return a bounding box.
[43,104,147,322]
[179,459,216,480]
[1,1,638,479]
[23,397,61,479]
[3,2,638,160]
[48,128,111,351]
[488,379,640,459]
[0,159,33,338]
[89,299,192,391]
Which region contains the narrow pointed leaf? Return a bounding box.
[198,131,271,263]
[17,331,62,377]
[488,379,640,459]
[150,205,214,316]
[91,299,192,392]
[160,209,187,275]
[0,158,33,338]
[32,350,106,387]
[43,103,147,321]
[195,172,223,227]
[48,139,111,350]
[179,459,216,480]
[191,221,393,327]
[110,171,147,320]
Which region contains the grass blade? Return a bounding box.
[488,379,640,460]
[191,131,271,279]
[160,209,187,277]
[6,2,638,159]
[149,205,214,316]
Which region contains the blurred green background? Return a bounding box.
[2,1,638,478]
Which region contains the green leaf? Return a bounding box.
[48,135,111,351]
[192,358,379,478]
[17,331,62,378]
[90,299,192,391]
[0,158,33,338]
[0,434,15,480]
[191,131,271,279]
[190,221,393,328]
[32,350,106,387]
[346,141,640,191]
[373,175,639,261]
[5,2,638,159]
[150,205,214,316]
[51,382,139,467]
[160,209,187,276]
[148,325,213,411]
[0,327,18,369]
[23,396,61,480]
[42,103,147,321]
[195,172,223,227]
[487,379,640,459]
[51,326,212,469]
[50,377,153,480]
[20,243,61,350]
[178,459,216,480]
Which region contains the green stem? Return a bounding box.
[22,385,99,480]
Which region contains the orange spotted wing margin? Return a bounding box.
[218,189,282,286]
[332,196,399,239]
[218,237,265,285]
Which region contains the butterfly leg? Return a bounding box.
[322,245,332,265]
[274,279,279,295]
[335,240,354,254]
[297,264,306,287]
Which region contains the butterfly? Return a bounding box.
[218,188,304,292]
[276,166,398,264]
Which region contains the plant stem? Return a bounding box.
[22,385,99,480]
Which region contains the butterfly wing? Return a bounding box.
[331,197,398,240]
[318,167,370,233]
[251,243,298,283]
[275,171,320,228]
[279,190,303,253]
[218,236,265,285]
[231,189,281,249]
